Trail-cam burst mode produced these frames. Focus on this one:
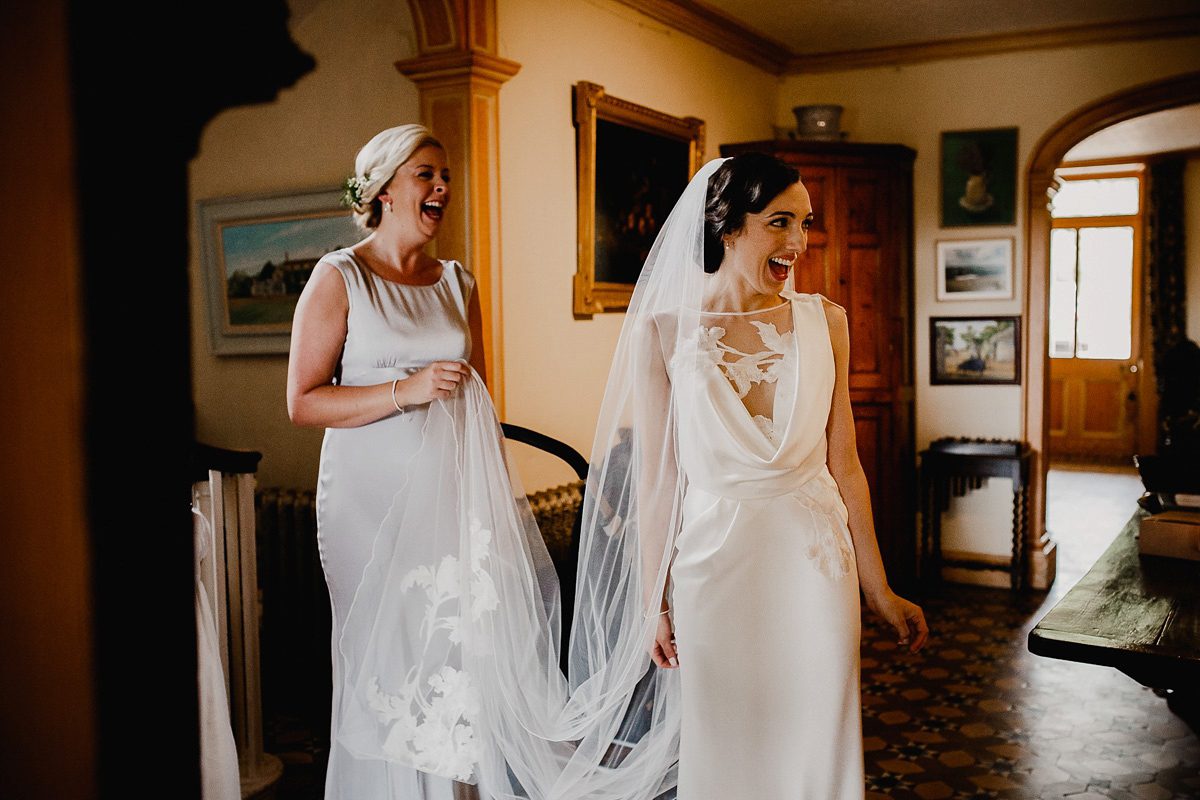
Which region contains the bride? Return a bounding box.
[332,153,927,800]
[637,152,928,798]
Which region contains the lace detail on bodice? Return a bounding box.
[693,321,794,399]
[751,414,776,443]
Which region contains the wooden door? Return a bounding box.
[794,164,834,296]
[1047,220,1143,461]
[839,166,894,393]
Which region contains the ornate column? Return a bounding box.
[399,0,520,415]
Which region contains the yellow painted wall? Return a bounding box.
[495,0,780,490]
[778,38,1200,559]
[188,0,1200,517]
[189,0,420,489]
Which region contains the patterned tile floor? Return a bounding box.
[860,586,1199,800]
[859,465,1199,800]
[264,467,1200,799]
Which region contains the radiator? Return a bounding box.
[254,488,331,732]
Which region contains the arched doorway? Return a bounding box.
[1023,70,1200,587]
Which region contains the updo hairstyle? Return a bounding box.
[349,124,443,231]
[703,153,800,273]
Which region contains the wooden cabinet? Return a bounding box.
[720,140,917,587]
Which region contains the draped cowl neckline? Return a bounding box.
[671,292,836,502]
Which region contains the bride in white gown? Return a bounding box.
[638,152,929,798]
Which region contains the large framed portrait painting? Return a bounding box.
[573,82,705,317]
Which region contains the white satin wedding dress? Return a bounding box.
[666,291,864,800]
[316,249,474,800]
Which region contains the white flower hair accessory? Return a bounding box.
[341,173,371,209]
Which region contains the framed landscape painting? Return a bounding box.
[930,316,1021,385]
[935,238,1014,301]
[197,187,365,355]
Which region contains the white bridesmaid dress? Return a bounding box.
[667,292,864,800]
[316,249,474,800]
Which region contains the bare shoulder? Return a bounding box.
[818,294,847,320]
[819,296,849,344]
[297,258,348,315]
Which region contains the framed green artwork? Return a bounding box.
[940,127,1018,227]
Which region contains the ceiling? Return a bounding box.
[615,0,1200,73]
[700,0,1200,57]
[614,0,1200,159]
[1065,104,1200,162]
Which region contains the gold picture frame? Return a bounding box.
[573,82,705,317]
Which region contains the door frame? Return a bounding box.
[1047,169,1146,461]
[1023,70,1200,587]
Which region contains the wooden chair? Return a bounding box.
[501,423,589,669]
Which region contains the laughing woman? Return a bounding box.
[286,124,486,800]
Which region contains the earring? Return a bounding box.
[383,200,392,213]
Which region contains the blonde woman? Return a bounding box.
[287,124,484,800]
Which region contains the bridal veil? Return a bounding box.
[336,158,727,799]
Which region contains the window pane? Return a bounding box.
[1050,177,1140,218]
[1048,228,1077,358]
[1075,227,1133,360]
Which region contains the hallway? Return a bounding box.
[861,465,1199,799]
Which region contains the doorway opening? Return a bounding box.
[1022,70,1200,589]
[1046,163,1148,465]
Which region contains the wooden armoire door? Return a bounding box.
[721,140,917,587]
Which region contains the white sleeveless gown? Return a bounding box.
[668,293,864,799]
[316,250,473,800]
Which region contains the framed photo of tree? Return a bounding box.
[196,187,365,355]
[573,81,705,317]
[930,315,1021,385]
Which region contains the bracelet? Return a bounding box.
[391,378,403,412]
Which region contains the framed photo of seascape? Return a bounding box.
[935,238,1014,301]
[197,188,365,355]
[930,315,1021,385]
[573,81,705,318]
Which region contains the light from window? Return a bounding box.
[1050,177,1139,218]
[1048,229,1077,358]
[1075,227,1133,360]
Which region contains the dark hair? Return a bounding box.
[703,153,801,273]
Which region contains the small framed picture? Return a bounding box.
[940,127,1018,227]
[930,316,1021,385]
[935,238,1014,301]
[196,187,366,355]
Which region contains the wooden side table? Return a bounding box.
[919,438,1034,591]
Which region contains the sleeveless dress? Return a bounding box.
[316,249,474,800]
[667,292,864,799]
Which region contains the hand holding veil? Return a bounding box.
[336,158,726,799]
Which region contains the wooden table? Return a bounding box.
[919,439,1033,590]
[1028,510,1200,691]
